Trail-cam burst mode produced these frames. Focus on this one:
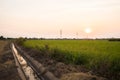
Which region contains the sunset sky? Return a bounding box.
[0,0,120,38]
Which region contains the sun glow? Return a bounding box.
[85,28,92,33]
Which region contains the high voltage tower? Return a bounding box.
[76,32,78,39]
[60,29,62,39]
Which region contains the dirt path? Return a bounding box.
[0,40,20,80]
[0,41,7,53]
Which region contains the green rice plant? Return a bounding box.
[22,40,120,79]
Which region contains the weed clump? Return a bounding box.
[15,37,26,45]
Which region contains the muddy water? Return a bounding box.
[12,44,40,80]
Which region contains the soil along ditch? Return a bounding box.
[14,43,59,80]
[16,45,109,80]
[0,41,20,80]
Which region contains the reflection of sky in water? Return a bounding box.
[12,44,40,80]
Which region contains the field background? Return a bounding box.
[23,40,120,55]
[23,40,120,79]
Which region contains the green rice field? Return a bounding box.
[23,40,120,79]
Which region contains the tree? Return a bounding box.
[0,36,5,40]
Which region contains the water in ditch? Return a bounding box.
[12,44,41,80]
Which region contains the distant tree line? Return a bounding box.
[108,38,120,41]
[0,36,14,40]
[0,35,120,41]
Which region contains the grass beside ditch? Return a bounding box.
[23,40,120,80]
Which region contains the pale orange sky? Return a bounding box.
[0,0,120,38]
